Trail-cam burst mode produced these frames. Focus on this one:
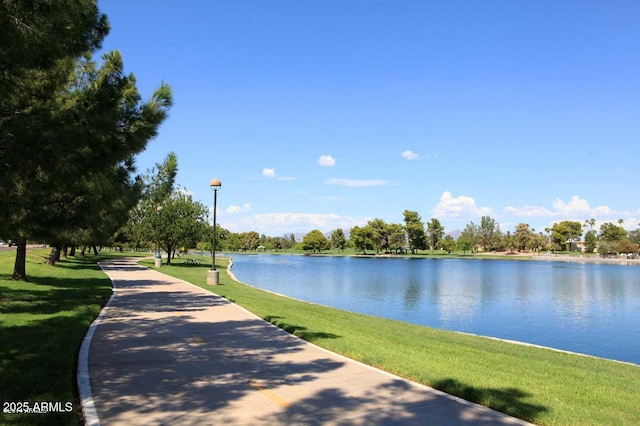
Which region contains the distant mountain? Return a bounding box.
[327,229,350,240]
[447,230,462,240]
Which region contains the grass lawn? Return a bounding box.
[0,249,125,425]
[146,254,640,426]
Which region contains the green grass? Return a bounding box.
[0,249,118,425]
[147,254,640,426]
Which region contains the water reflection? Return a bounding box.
[402,279,421,310]
[228,254,640,365]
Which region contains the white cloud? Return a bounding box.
[505,196,613,220]
[326,178,390,187]
[401,150,420,160]
[502,195,640,230]
[551,195,612,216]
[222,212,367,234]
[318,155,336,167]
[226,203,251,214]
[504,205,553,217]
[432,191,493,219]
[262,168,276,178]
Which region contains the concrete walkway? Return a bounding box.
[79,258,533,425]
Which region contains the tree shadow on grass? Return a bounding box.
[0,309,101,425]
[264,315,341,343]
[167,261,208,268]
[0,276,111,316]
[433,378,548,423]
[1,253,100,282]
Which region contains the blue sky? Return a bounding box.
[98,1,639,236]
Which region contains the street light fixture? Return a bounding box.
[155,204,163,268]
[207,178,222,285]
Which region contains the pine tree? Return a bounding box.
[2,33,172,279]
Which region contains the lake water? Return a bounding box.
[226,254,640,365]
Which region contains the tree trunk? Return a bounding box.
[46,246,60,266]
[92,245,98,256]
[165,245,172,265]
[62,246,68,258]
[12,237,28,281]
[70,246,76,256]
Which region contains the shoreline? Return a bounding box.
[221,250,640,266]
[531,253,640,265]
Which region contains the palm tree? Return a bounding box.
[589,218,596,230]
[618,219,625,229]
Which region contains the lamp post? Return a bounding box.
[155,204,163,268]
[207,178,222,285]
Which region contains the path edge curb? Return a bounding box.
[76,261,118,426]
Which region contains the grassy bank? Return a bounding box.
[0,250,114,425]
[148,255,640,426]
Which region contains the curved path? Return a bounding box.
[79,258,532,425]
